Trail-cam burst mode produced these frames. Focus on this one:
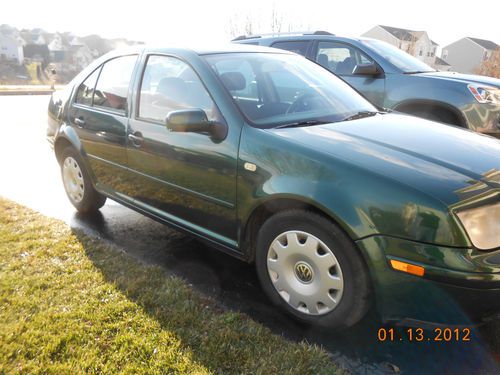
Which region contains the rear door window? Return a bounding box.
[92,55,137,113]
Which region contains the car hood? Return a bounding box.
[270,113,500,205]
[416,71,500,87]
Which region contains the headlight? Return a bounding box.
[455,201,500,250]
[467,84,499,104]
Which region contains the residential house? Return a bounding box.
[21,29,49,63]
[441,37,498,74]
[434,56,451,72]
[0,24,24,64]
[362,25,438,66]
[48,33,71,63]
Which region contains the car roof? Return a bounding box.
[234,33,368,44]
[108,43,294,57]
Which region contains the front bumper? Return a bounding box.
[356,236,500,324]
[462,102,500,137]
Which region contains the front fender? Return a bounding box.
[237,125,470,248]
[385,75,471,110]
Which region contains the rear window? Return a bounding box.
[92,55,137,113]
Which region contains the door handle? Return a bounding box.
[74,117,85,127]
[128,132,143,147]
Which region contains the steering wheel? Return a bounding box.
[286,92,326,114]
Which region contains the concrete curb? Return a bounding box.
[0,90,54,96]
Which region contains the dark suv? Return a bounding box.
[234,32,500,136]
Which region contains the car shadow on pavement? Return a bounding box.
[72,210,499,375]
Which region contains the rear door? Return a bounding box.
[69,54,138,193]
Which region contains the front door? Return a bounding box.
[126,54,239,243]
[313,41,386,107]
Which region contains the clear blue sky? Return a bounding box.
[2,0,498,48]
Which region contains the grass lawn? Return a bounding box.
[0,198,342,374]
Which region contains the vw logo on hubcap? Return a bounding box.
[294,262,313,283]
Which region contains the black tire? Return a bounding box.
[60,146,106,213]
[255,210,371,328]
[405,107,458,126]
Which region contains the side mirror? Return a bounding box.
[166,109,227,141]
[352,63,379,76]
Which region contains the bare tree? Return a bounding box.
[270,4,283,33]
[475,48,500,78]
[244,15,255,36]
[228,13,257,38]
[228,5,301,39]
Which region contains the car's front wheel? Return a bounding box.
[60,146,106,213]
[255,210,371,328]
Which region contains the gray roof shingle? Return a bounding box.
[468,37,498,50]
[434,56,450,66]
[379,25,415,41]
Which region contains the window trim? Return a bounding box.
[134,53,226,127]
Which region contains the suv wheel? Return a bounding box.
[255,210,371,328]
[60,146,106,213]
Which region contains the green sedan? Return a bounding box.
[47,45,500,328]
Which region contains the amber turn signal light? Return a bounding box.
[390,259,425,277]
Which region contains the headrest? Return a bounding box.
[317,53,329,68]
[220,72,246,91]
[156,77,188,97]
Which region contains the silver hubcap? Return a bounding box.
[267,230,344,315]
[62,156,85,203]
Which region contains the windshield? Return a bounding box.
[361,39,435,73]
[204,53,377,128]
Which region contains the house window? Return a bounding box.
[419,50,423,56]
[431,52,434,57]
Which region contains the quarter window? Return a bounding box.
[75,68,100,106]
[138,55,218,123]
[92,55,137,113]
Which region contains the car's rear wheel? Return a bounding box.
[60,146,106,213]
[255,210,371,328]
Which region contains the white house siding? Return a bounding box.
[413,33,437,66]
[361,26,400,47]
[0,35,23,64]
[442,38,487,73]
[362,26,437,65]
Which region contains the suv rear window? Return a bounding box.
[271,41,309,56]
